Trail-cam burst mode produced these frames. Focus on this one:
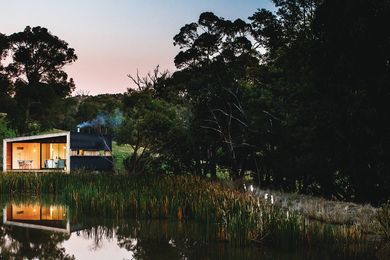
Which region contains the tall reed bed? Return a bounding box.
[376,202,390,241]
[0,172,373,247]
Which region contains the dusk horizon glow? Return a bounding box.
[1,0,274,95]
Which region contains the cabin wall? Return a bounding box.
[69,132,113,172]
[66,132,71,173]
[70,156,113,171]
[6,142,12,170]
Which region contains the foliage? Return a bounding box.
[0,26,77,134]
[75,94,123,124]
[118,0,390,204]
[1,0,390,204]
[0,117,16,140]
[118,71,191,175]
[0,117,16,168]
[109,0,390,204]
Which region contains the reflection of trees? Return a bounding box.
[0,225,74,259]
[113,220,272,259]
[78,225,115,251]
[115,220,215,259]
[116,221,179,259]
[77,218,202,259]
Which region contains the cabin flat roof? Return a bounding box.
[3,132,70,142]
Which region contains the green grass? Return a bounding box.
[111,141,133,173]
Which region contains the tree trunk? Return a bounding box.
[209,145,217,179]
[194,145,202,176]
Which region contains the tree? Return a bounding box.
[116,1,389,203]
[0,116,16,170]
[118,68,190,175]
[246,1,324,191]
[118,89,190,175]
[4,26,77,133]
[172,12,267,179]
[0,74,13,113]
[75,94,123,124]
[247,0,390,202]
[308,0,390,201]
[0,33,13,113]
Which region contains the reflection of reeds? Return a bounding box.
[0,172,379,247]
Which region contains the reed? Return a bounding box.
[376,202,390,241]
[0,172,374,247]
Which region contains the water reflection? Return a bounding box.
[0,200,384,259]
[4,203,69,233]
[0,203,72,259]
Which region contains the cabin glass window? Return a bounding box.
[41,143,67,169]
[11,143,40,170]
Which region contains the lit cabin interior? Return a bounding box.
[6,135,67,171]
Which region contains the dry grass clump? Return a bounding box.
[250,187,379,234]
[376,202,390,241]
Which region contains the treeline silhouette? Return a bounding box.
[1,0,389,204]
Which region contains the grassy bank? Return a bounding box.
[111,141,133,173]
[0,172,384,249]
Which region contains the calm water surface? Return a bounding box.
[0,199,383,259]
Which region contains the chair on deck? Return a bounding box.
[57,159,65,169]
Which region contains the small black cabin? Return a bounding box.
[3,131,113,172]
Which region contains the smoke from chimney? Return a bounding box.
[76,109,124,132]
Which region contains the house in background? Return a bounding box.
[2,131,113,173]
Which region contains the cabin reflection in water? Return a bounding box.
[3,204,70,233]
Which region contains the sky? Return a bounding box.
[0,0,275,95]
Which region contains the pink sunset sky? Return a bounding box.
[1,0,274,95]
